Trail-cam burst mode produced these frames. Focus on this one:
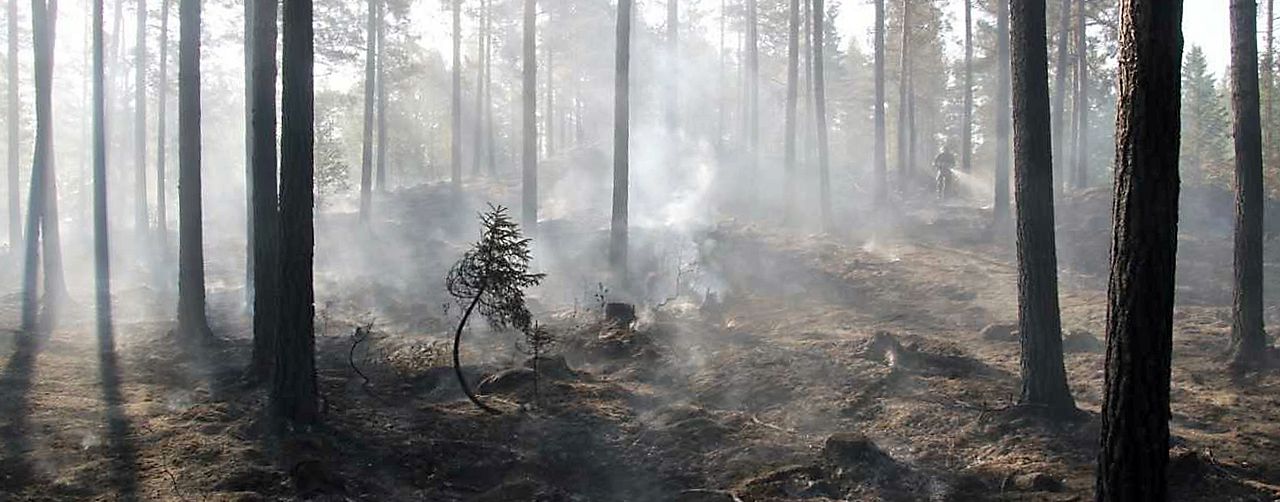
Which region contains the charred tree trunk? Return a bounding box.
[783,0,799,223]
[177,0,211,339]
[873,0,886,200]
[248,0,278,381]
[993,0,1011,228]
[610,0,631,285]
[156,0,170,256]
[813,0,830,230]
[93,0,110,326]
[1051,0,1070,196]
[1228,0,1267,369]
[134,0,148,237]
[1072,0,1088,190]
[521,0,537,231]
[1096,0,1183,498]
[273,0,318,426]
[961,0,971,173]
[896,0,910,192]
[374,0,385,192]
[1010,0,1076,414]
[358,0,375,218]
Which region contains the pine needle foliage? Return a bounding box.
[446,204,545,413]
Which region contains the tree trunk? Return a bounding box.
[1051,0,1069,197]
[243,0,253,303]
[961,0,971,173]
[993,0,1011,228]
[1072,0,1087,190]
[7,0,19,250]
[783,0,798,223]
[873,0,886,200]
[484,8,495,176]
[745,0,758,189]
[666,0,677,134]
[1266,0,1274,167]
[716,0,725,151]
[374,0,385,192]
[452,0,462,188]
[1228,0,1267,369]
[156,0,170,256]
[813,0,830,230]
[248,0,279,381]
[22,0,67,330]
[521,0,536,231]
[544,22,553,159]
[1096,1,1182,498]
[610,0,630,286]
[272,0,318,426]
[93,0,109,324]
[1010,0,1075,414]
[358,0,375,219]
[472,0,486,175]
[896,0,910,192]
[177,0,211,339]
[135,0,148,236]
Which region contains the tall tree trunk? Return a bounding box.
[135,0,148,236]
[177,0,211,339]
[666,0,677,134]
[873,0,886,200]
[783,0,798,223]
[746,0,757,191]
[1051,0,1069,196]
[896,0,910,192]
[1072,0,1087,189]
[452,0,462,188]
[521,0,536,231]
[243,0,253,304]
[1228,0,1267,369]
[813,0,830,229]
[273,0,318,426]
[156,0,169,256]
[358,0,375,218]
[993,0,1011,227]
[374,0,385,191]
[248,0,278,381]
[1010,0,1075,413]
[961,0,971,173]
[21,0,67,330]
[472,0,486,175]
[1266,0,1275,167]
[1096,0,1182,498]
[484,9,495,176]
[716,0,725,151]
[610,0,630,286]
[544,23,553,159]
[7,0,19,250]
[93,0,109,325]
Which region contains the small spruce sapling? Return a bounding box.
[446,205,545,413]
[518,322,556,403]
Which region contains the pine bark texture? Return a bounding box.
[1096,1,1183,499]
[994,0,1011,227]
[813,0,830,229]
[177,0,210,338]
[1228,0,1266,368]
[610,0,631,285]
[874,0,887,199]
[1010,0,1075,413]
[249,0,279,380]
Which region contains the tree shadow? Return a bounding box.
[0,325,46,492]
[96,311,140,500]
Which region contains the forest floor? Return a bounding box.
[1,181,1280,501]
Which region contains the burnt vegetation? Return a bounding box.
[0,0,1279,501]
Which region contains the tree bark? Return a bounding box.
[93,0,109,327]
[1228,0,1267,369]
[745,0,758,189]
[610,0,630,286]
[156,0,170,255]
[374,0,386,191]
[135,0,148,236]
[472,0,486,175]
[993,0,1011,227]
[452,0,462,188]
[1072,0,1088,189]
[544,20,553,159]
[177,0,211,339]
[1051,0,1070,196]
[896,0,910,192]
[814,0,830,230]
[22,0,67,330]
[7,0,19,250]
[870,0,885,200]
[249,0,279,381]
[1010,0,1076,414]
[961,0,971,173]
[358,0,375,218]
[783,0,799,222]
[521,0,537,231]
[272,0,318,426]
[1096,0,1183,498]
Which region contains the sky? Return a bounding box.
[836,0,1232,78]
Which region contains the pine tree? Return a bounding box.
[783,0,799,222]
[135,0,149,237]
[521,0,537,230]
[610,0,631,284]
[93,0,111,326]
[358,0,376,218]
[874,0,887,199]
[177,0,212,339]
[1181,46,1230,176]
[1228,0,1268,370]
[248,0,279,380]
[155,0,171,255]
[993,0,1011,227]
[813,0,830,229]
